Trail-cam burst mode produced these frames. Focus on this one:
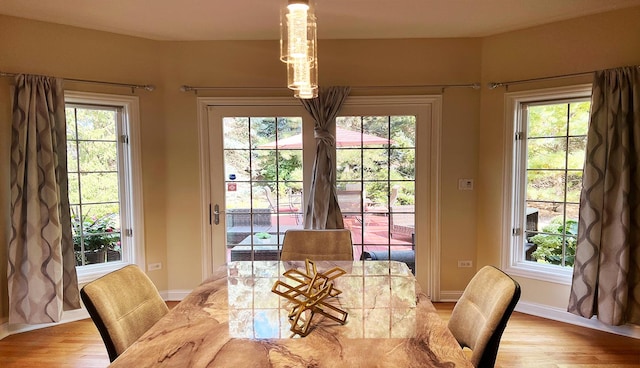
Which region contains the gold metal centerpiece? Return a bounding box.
[271,259,348,337]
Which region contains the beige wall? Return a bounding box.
[0,6,639,325]
[478,7,640,308]
[159,37,482,292]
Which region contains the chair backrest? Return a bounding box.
[447,265,521,368]
[80,265,169,362]
[280,229,354,261]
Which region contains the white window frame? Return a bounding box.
[65,91,145,284]
[502,84,591,285]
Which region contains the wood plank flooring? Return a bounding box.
[0,302,637,367]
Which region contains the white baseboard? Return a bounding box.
[0,307,90,340]
[164,289,190,301]
[515,300,640,339]
[437,290,463,302]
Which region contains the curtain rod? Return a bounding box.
[488,65,640,89]
[180,82,480,94]
[0,71,155,92]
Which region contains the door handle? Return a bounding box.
[213,204,220,225]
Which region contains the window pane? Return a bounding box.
[527,137,566,170]
[250,117,277,149]
[566,170,582,202]
[336,148,362,181]
[391,182,415,206]
[67,141,78,172]
[527,170,565,202]
[390,116,416,148]
[337,116,362,132]
[78,141,118,172]
[66,108,76,140]
[363,116,389,141]
[80,173,119,203]
[276,150,303,182]
[251,149,275,181]
[569,101,590,136]
[567,136,587,169]
[75,108,117,141]
[365,182,389,211]
[528,104,568,137]
[224,117,249,149]
[390,149,415,180]
[226,181,252,210]
[72,203,121,266]
[225,149,250,181]
[68,174,80,205]
[273,116,302,149]
[363,149,388,180]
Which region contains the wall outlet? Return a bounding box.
[457,260,473,268]
[148,262,162,271]
[458,179,474,190]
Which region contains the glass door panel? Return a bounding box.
[336,115,416,273]
[211,107,309,263]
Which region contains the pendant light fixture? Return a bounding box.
[280,0,318,99]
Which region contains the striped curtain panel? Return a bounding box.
[8,74,80,324]
[568,66,640,326]
[301,86,351,229]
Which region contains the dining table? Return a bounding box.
[109,260,473,367]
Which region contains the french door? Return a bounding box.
[207,102,314,267]
[200,96,440,296]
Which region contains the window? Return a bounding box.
[504,85,591,284]
[65,91,144,283]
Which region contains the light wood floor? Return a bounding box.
[0,302,637,367]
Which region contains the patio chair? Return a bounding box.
[80,265,169,362]
[281,229,354,261]
[448,266,521,368]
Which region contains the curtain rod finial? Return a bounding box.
[487,82,503,89]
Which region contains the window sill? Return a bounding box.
[76,261,129,285]
[505,261,573,285]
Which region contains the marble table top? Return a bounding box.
[110,260,472,367]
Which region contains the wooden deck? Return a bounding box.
[226,213,414,264]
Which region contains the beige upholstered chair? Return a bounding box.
[448,265,521,368]
[280,229,354,261]
[80,265,169,362]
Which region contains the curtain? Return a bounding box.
[301,86,351,229]
[568,66,640,326]
[8,74,80,324]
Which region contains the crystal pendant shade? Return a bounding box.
[280,0,318,99]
